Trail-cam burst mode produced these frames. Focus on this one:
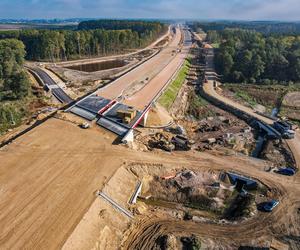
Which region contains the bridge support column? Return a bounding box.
[122,129,134,144]
[140,109,149,127]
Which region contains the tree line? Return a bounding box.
[78,19,165,35]
[212,29,300,84]
[0,20,167,61]
[190,21,300,35]
[0,39,30,100]
[0,39,30,132]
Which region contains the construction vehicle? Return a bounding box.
[263,200,279,212]
[273,121,295,139]
[171,135,191,150]
[79,122,90,129]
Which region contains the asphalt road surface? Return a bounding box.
[30,67,73,104]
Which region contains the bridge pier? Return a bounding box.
[122,129,134,144]
[140,109,149,127]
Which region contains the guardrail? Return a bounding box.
[97,191,134,219]
[129,181,142,205]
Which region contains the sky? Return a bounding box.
[0,0,299,21]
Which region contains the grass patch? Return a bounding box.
[0,95,48,134]
[0,101,27,134]
[211,43,220,48]
[235,90,258,108]
[187,91,216,119]
[158,59,190,109]
[223,83,300,113]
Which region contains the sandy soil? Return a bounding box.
[62,165,138,250]
[0,118,120,249]
[0,113,280,248]
[146,103,173,127]
[282,91,300,108]
[121,159,300,249]
[1,114,300,249]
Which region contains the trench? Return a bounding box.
[65,59,129,72]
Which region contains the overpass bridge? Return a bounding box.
[67,25,192,142]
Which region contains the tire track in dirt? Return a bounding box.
[121,164,300,249]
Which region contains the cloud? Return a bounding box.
[0,0,299,20]
[225,0,300,20]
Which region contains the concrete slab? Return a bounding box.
[77,95,111,114]
[97,117,129,136]
[70,106,97,121]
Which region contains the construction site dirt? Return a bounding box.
[1,28,300,250]
[134,44,294,170]
[119,161,299,249]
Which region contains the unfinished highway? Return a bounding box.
[0,25,192,249]
[124,28,192,110]
[68,25,191,138]
[0,27,300,250]
[96,26,183,100]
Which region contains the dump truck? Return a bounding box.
[273,121,295,139]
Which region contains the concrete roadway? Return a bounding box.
[96,26,183,101]
[124,29,192,110]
